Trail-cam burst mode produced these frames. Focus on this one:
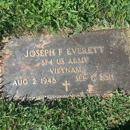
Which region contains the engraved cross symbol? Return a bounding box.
[62,80,70,92]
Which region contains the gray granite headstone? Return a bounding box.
[0,29,130,100]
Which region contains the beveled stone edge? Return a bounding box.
[1,90,130,101]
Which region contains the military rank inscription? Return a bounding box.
[1,29,130,100]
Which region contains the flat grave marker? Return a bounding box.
[0,29,130,100]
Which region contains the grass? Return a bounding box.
[0,0,130,129]
[0,92,130,130]
[0,0,130,36]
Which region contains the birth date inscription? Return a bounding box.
[1,29,130,100]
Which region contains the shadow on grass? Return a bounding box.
[111,120,130,130]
